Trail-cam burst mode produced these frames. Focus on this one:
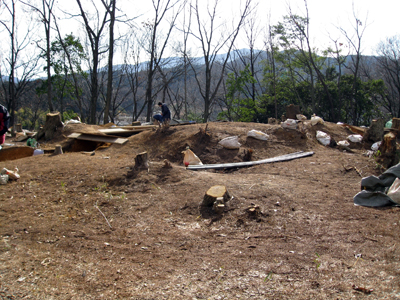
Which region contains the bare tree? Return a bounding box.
[374,35,400,118]
[140,0,184,122]
[75,0,110,124]
[265,24,278,119]
[229,6,264,105]
[181,0,192,119]
[189,0,252,122]
[21,0,56,112]
[121,34,147,121]
[0,0,40,134]
[101,0,115,124]
[338,7,368,124]
[285,1,336,120]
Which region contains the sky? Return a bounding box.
[1,0,398,77]
[125,0,398,57]
[251,0,397,55]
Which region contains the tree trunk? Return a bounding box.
[134,152,149,171]
[377,132,398,168]
[37,112,63,141]
[363,119,385,142]
[103,0,115,124]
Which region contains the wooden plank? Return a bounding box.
[118,125,157,130]
[186,151,314,170]
[67,133,128,144]
[340,124,366,135]
[98,126,156,136]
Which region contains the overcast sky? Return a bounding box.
[1,0,398,76]
[128,0,397,56]
[253,0,397,55]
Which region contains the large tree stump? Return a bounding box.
[52,145,63,156]
[363,118,385,142]
[202,185,231,213]
[15,124,23,132]
[37,112,63,141]
[286,104,301,120]
[127,152,149,178]
[391,118,400,130]
[268,118,279,125]
[134,152,149,171]
[376,132,398,168]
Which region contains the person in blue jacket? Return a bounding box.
[153,102,171,125]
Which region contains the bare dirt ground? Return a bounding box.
[1,121,399,300]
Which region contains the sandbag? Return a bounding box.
[348,134,363,143]
[371,141,381,151]
[387,178,400,204]
[0,174,9,185]
[247,130,269,141]
[219,136,241,149]
[311,115,324,125]
[296,114,307,121]
[316,131,331,146]
[182,148,203,167]
[281,119,297,130]
[337,140,350,147]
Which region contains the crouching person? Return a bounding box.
[153,102,171,127]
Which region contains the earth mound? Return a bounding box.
[2,121,397,300]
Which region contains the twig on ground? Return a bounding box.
[95,204,112,229]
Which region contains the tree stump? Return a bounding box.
[392,118,400,130]
[268,118,278,125]
[376,132,398,168]
[127,152,149,178]
[53,145,63,156]
[15,124,23,132]
[363,118,385,142]
[245,204,261,219]
[202,185,231,208]
[37,112,63,141]
[286,104,301,120]
[134,152,149,171]
[163,159,172,168]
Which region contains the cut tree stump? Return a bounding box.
[37,112,63,141]
[363,118,385,142]
[134,152,149,171]
[268,118,279,125]
[286,104,301,120]
[127,152,149,178]
[53,145,63,156]
[15,124,23,132]
[202,185,231,208]
[391,117,400,131]
[163,159,172,168]
[376,132,398,168]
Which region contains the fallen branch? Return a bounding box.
[95,204,112,229]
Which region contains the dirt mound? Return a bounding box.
[2,121,396,300]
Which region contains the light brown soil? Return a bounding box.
[1,121,398,300]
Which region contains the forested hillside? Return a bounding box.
[1,0,399,130]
